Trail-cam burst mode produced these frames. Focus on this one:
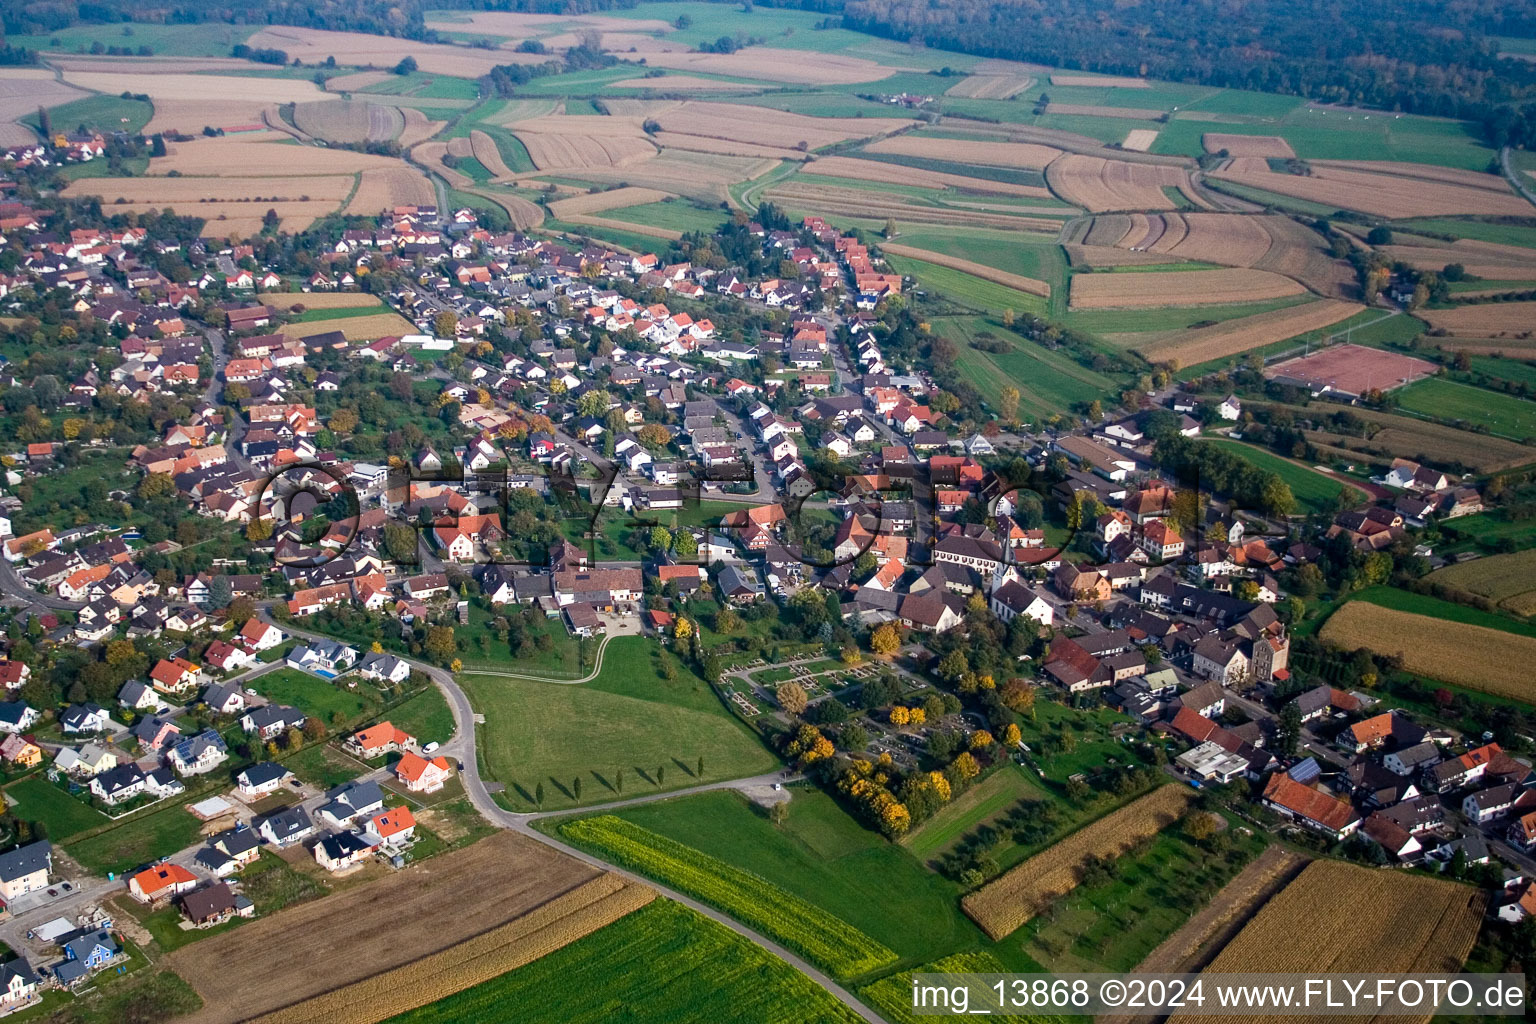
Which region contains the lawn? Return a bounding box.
[591,788,984,969]
[65,804,206,876]
[1445,510,1536,550]
[294,304,384,323]
[545,217,676,256]
[5,777,109,840]
[887,226,1071,314]
[939,315,1119,421]
[1399,219,1536,250]
[1153,107,1497,170]
[1068,295,1314,336]
[11,21,255,56]
[387,686,455,746]
[252,668,377,729]
[1394,378,1536,439]
[902,766,1041,862]
[25,94,154,137]
[1199,438,1362,515]
[284,743,367,790]
[377,899,864,1024]
[885,253,1050,318]
[605,200,732,235]
[459,636,778,811]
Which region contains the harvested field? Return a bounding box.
[1202,133,1295,157]
[261,293,381,310]
[146,99,286,137]
[549,186,674,218]
[1426,549,1536,618]
[1251,215,1357,298]
[63,71,324,105]
[469,130,515,180]
[1419,302,1536,337]
[166,832,602,1024]
[324,70,395,93]
[1047,154,1200,212]
[1132,299,1362,366]
[250,875,653,1024]
[1213,161,1532,219]
[1179,858,1484,1024]
[1051,75,1149,88]
[510,116,658,171]
[292,100,403,145]
[47,55,253,74]
[0,69,87,141]
[1122,129,1159,152]
[1069,268,1304,309]
[1085,214,1133,246]
[346,167,436,215]
[881,243,1050,297]
[67,174,356,235]
[1158,213,1275,264]
[595,99,679,117]
[653,102,912,152]
[803,156,1051,197]
[1267,342,1438,393]
[397,108,446,149]
[570,151,778,204]
[425,10,676,36]
[277,312,415,342]
[864,135,1060,170]
[653,132,803,160]
[1294,406,1535,474]
[244,27,551,79]
[464,189,544,231]
[151,140,405,177]
[611,75,760,91]
[412,141,470,188]
[564,215,680,240]
[1066,245,1183,268]
[767,183,1063,232]
[639,47,895,85]
[945,74,1034,99]
[962,787,1195,940]
[1313,160,1515,192]
[1047,103,1163,120]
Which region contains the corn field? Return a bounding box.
[561,815,898,978]
[251,874,654,1024]
[962,786,1196,940]
[1179,859,1485,1020]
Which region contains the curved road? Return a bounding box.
[266,615,885,1023]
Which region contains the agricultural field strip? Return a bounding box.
[251,875,653,1024]
[879,242,1051,297]
[1068,268,1304,309]
[1129,299,1362,366]
[1320,602,1536,702]
[1177,860,1484,1024]
[165,832,604,1024]
[560,815,897,978]
[961,786,1196,940]
[1425,549,1536,616]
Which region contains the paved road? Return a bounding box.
[264,614,884,1020]
[1501,146,1536,209]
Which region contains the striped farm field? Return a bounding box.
[1419,302,1536,337]
[1046,153,1201,212]
[291,100,403,144]
[252,876,652,1024]
[768,183,1062,232]
[650,101,913,151]
[1426,549,1536,618]
[1179,860,1484,1024]
[1122,129,1159,152]
[1203,133,1294,157]
[945,74,1034,99]
[961,786,1195,940]
[166,832,604,1024]
[560,815,897,979]
[1130,298,1363,366]
[881,243,1051,297]
[805,156,1052,197]
[1319,601,1536,701]
[863,135,1061,170]
[549,186,674,218]
[345,167,436,217]
[1068,268,1304,309]
[1212,160,1531,219]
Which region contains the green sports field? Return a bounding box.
[1394,378,1536,439]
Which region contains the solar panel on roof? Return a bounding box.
[1288,756,1321,783]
